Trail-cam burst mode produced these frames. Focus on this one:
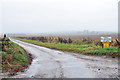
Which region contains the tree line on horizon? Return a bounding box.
[17,36,72,44]
[16,36,119,47]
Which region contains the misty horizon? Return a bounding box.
[2,30,118,34]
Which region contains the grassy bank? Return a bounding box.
[1,38,32,75]
[12,37,119,56]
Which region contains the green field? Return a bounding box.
[12,37,119,56]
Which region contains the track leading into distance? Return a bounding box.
[10,38,118,78]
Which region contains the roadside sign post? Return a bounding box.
[101,37,112,48]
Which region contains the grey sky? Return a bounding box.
[1,0,119,33]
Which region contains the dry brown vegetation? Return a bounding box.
[17,36,119,47]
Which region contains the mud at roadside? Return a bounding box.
[64,51,118,78]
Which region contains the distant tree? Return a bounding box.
[68,38,72,43]
[63,39,67,44]
[58,37,63,43]
[82,38,87,42]
[38,37,45,42]
[31,37,36,40]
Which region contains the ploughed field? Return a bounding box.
[52,34,118,40]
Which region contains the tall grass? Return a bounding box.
[1,41,29,75]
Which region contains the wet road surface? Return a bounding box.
[9,39,118,78]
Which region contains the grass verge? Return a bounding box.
[12,37,119,56]
[1,41,32,75]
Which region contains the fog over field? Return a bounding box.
[0,0,119,34]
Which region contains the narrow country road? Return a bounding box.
[10,39,118,78]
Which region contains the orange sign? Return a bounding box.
[102,42,110,48]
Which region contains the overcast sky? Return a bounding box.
[0,0,119,33]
